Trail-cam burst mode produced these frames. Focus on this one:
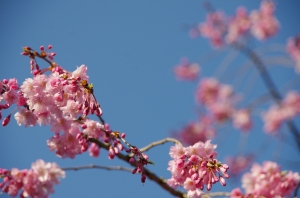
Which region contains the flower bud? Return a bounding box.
[2,115,11,126]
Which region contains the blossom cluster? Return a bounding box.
[167,140,229,198]
[173,57,200,81]
[231,161,300,197]
[190,1,279,47]
[195,78,252,131]
[175,117,215,146]
[262,91,300,134]
[0,160,65,198]
[1,45,151,183]
[173,78,252,145]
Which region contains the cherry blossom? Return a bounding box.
[167,140,230,197]
[0,160,65,198]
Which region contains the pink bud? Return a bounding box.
[103,137,110,143]
[113,146,119,154]
[40,46,44,51]
[141,173,146,183]
[95,108,102,116]
[108,146,115,159]
[81,124,87,129]
[121,133,126,138]
[81,145,88,152]
[137,167,142,173]
[2,115,11,126]
[33,70,41,76]
[2,104,9,109]
[76,133,83,139]
[24,46,31,51]
[132,168,137,174]
[117,143,124,151]
[21,52,29,56]
[3,79,8,84]
[48,45,52,49]
[219,176,226,186]
[125,148,131,153]
[50,52,56,57]
[129,158,135,163]
[207,182,212,191]
[104,123,110,130]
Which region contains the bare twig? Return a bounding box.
[205,192,231,197]
[89,138,187,198]
[62,164,133,173]
[139,137,183,153]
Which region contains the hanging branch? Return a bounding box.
[231,41,300,150]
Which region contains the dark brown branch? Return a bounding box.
[89,138,187,198]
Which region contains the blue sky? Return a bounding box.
[1,1,300,197]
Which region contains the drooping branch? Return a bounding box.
[139,137,183,153]
[89,138,187,198]
[62,164,133,173]
[231,41,300,150]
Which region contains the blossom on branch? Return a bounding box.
[231,161,300,197]
[167,140,229,197]
[0,160,65,198]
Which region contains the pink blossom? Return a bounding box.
[167,140,229,193]
[241,161,300,197]
[176,119,215,145]
[7,78,18,90]
[14,108,37,127]
[226,7,251,43]
[226,155,253,176]
[186,189,204,198]
[198,11,227,48]
[249,1,279,40]
[2,89,19,105]
[0,160,65,198]
[60,100,80,119]
[174,57,200,81]
[233,109,252,131]
[89,142,100,157]
[195,78,220,105]
[72,64,89,81]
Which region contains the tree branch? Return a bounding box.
[231,41,300,150]
[62,164,133,173]
[139,137,183,153]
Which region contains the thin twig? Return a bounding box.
[62,164,133,173]
[139,138,183,153]
[89,138,187,198]
[205,192,231,197]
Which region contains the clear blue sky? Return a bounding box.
[1,1,300,197]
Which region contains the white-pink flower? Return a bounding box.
[14,108,37,127]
